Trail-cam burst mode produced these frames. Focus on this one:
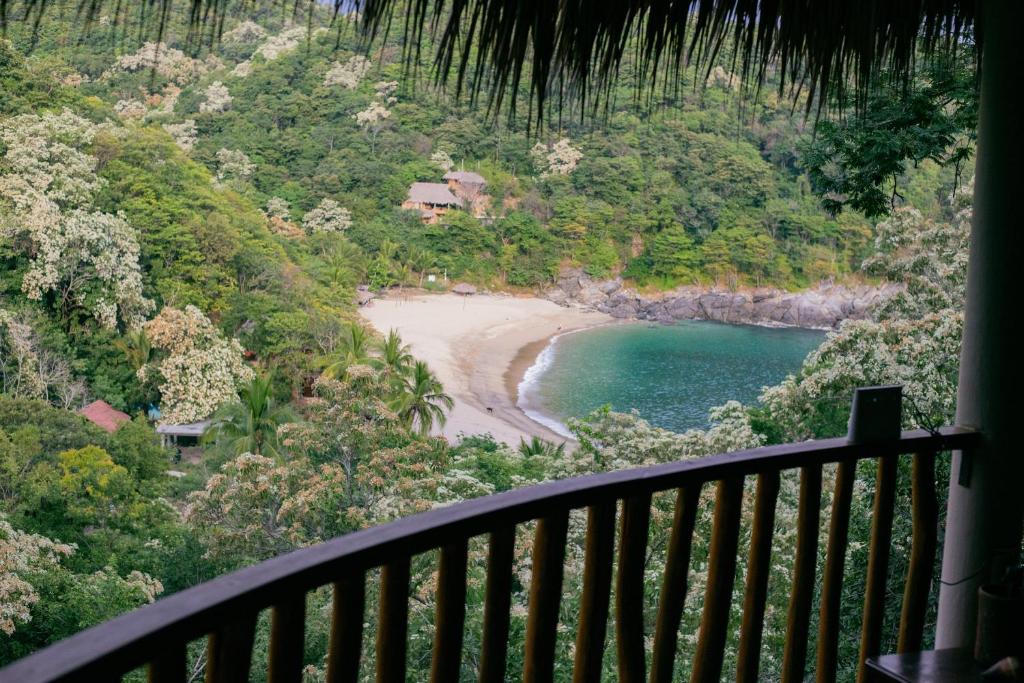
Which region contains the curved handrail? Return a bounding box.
[0,427,979,682]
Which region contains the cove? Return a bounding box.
[519,321,825,436]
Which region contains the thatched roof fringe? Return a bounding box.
[366,0,977,122]
[0,0,978,120]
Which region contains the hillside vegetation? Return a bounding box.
[0,5,975,680]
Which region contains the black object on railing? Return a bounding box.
[0,427,979,683]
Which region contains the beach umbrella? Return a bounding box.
[452,283,477,296]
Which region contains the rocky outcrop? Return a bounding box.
[543,269,902,329]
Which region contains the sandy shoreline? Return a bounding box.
[360,293,611,445]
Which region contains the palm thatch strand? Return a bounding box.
[361,0,979,121]
[0,0,978,120]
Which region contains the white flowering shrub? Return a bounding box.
[199,81,233,113]
[324,55,371,89]
[21,207,152,330]
[353,101,392,152]
[0,110,153,330]
[762,200,971,439]
[113,99,147,119]
[530,137,583,176]
[0,515,74,635]
[142,305,254,424]
[353,100,391,128]
[0,108,102,208]
[302,198,352,234]
[253,26,307,61]
[265,197,291,220]
[231,60,253,78]
[222,20,267,44]
[374,80,398,103]
[430,150,454,172]
[106,42,207,85]
[162,119,198,152]
[215,148,255,182]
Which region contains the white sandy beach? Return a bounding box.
[360,293,611,445]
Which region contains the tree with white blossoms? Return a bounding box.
[323,55,372,89]
[761,189,972,439]
[214,148,255,183]
[374,80,398,103]
[353,101,392,153]
[113,99,147,119]
[430,150,454,172]
[231,60,253,78]
[0,109,153,330]
[0,515,74,636]
[0,514,163,637]
[162,120,197,152]
[254,26,313,61]
[199,81,232,114]
[222,20,267,44]
[530,137,583,177]
[265,197,291,220]
[302,198,352,234]
[106,42,207,86]
[141,305,254,424]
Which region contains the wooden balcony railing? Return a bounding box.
[0,427,979,683]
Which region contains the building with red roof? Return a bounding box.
[78,400,131,433]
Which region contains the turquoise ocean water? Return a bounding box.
[519,321,825,436]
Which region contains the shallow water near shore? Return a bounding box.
[519,321,825,436]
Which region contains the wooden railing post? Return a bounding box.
[573,504,616,683]
[479,526,516,682]
[205,613,257,683]
[326,573,366,683]
[898,452,938,653]
[690,477,744,683]
[857,456,898,683]
[523,512,570,683]
[616,494,652,683]
[736,472,781,683]
[816,461,856,683]
[782,465,824,683]
[430,540,469,683]
[147,645,186,683]
[269,594,307,683]
[650,486,700,683]
[376,559,411,683]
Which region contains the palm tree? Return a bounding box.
[323,322,373,379]
[393,361,453,436]
[518,436,567,458]
[114,328,151,371]
[204,372,296,457]
[405,247,433,287]
[375,329,413,387]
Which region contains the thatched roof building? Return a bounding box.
[443,170,486,187]
[78,400,130,433]
[406,183,462,208]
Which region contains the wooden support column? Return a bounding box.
[936,0,1024,649]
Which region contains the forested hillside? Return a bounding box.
[6,5,960,296]
[0,3,977,680]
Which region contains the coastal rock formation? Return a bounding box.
[544,269,902,329]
